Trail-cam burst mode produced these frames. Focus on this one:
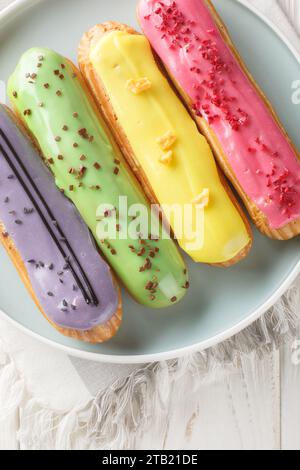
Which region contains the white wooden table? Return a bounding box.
[0,0,300,450]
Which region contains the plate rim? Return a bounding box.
[0,0,299,364]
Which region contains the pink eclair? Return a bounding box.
[138,0,300,240]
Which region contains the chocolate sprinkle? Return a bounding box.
[24,207,34,215]
[78,128,88,138]
[145,281,154,291]
[138,248,146,256]
[78,166,87,178]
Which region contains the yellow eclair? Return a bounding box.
[78,23,252,265]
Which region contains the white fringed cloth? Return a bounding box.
[0,0,300,450]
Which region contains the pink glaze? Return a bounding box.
[139,0,300,229]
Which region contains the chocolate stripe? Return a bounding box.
[0,128,98,306]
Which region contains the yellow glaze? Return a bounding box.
[90,31,250,263]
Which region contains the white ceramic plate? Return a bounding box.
[0,0,299,363]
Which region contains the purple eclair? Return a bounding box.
[0,104,121,343]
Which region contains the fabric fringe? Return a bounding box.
[0,281,299,449]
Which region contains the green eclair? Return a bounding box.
[8,48,189,308]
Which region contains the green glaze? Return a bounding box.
[8,48,188,308]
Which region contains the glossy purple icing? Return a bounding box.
[0,105,119,331]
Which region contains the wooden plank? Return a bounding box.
[134,352,280,450]
[279,0,300,30]
[281,332,300,449]
[0,411,19,450]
